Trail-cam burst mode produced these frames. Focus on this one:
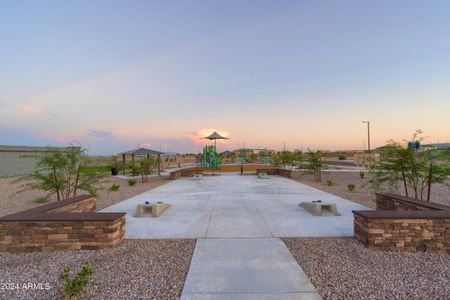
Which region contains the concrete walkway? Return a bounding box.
[181,238,321,299]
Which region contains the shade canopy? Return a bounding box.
[202,131,229,140]
[118,147,164,156]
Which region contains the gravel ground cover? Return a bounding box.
[0,175,169,217]
[0,239,196,299]
[283,237,450,300]
[294,171,450,209]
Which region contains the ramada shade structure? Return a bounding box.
[118,147,164,175]
[202,131,229,147]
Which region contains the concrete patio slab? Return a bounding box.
[101,173,369,238]
[181,238,321,300]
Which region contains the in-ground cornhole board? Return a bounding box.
[192,174,203,180]
[257,172,270,179]
[300,201,341,216]
[135,203,170,217]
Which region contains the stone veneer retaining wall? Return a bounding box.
[0,195,126,253]
[353,193,450,253]
[169,165,280,179]
[257,168,292,178]
[169,167,204,179]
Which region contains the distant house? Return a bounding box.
[0,145,80,177]
[220,150,234,157]
[422,143,450,150]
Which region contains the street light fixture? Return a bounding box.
[362,121,370,153]
[362,120,371,170]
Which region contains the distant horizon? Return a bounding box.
[1,1,449,155]
[1,137,448,156]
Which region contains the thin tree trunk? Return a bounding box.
[411,177,418,199]
[73,164,80,198]
[401,171,409,197]
[53,166,60,202]
[427,163,433,202]
[66,168,71,200]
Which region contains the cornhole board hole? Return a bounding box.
[300,201,341,216]
[258,172,270,179]
[135,203,170,217]
[192,174,203,180]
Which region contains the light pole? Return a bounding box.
[362,121,370,153]
[362,121,371,169]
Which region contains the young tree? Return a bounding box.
[305,150,322,182]
[293,149,304,170]
[139,156,157,183]
[21,146,102,201]
[281,150,294,169]
[272,151,282,167]
[371,131,450,201]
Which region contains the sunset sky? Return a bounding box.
[1,1,449,154]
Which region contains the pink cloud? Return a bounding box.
[15,96,45,114]
[190,128,231,145]
[16,104,43,113]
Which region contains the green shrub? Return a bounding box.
[338,155,347,160]
[127,179,137,186]
[129,165,140,177]
[359,171,365,179]
[79,166,111,175]
[35,196,49,203]
[58,264,93,298]
[348,183,356,192]
[326,180,334,186]
[109,184,120,192]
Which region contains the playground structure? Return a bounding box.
[237,147,271,174]
[201,131,228,170]
[237,148,270,166]
[202,144,221,170]
[201,131,271,171]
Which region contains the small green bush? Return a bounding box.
[348,183,356,192]
[129,165,139,177]
[36,196,49,203]
[109,184,120,192]
[326,180,334,186]
[58,264,93,298]
[359,171,365,179]
[127,179,137,186]
[338,155,347,160]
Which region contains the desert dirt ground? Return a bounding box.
[283,237,450,300]
[293,171,450,209]
[0,239,196,300]
[0,175,170,217]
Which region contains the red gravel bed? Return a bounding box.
[283,237,450,300]
[0,239,196,299]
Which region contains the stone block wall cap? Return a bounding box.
[375,193,450,211]
[352,210,450,219]
[0,212,126,222]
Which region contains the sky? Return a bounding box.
[1,1,449,155]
